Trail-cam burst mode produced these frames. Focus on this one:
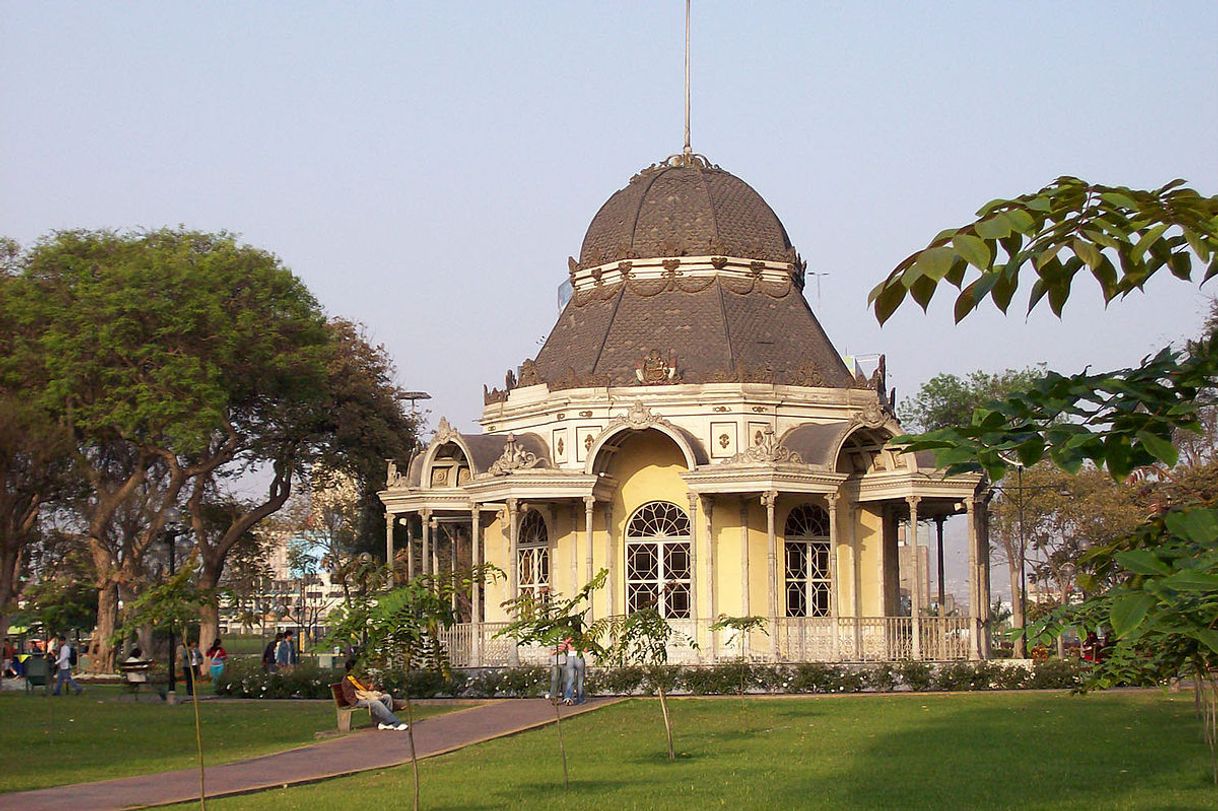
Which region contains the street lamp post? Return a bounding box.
[1016,464,1028,658]
[165,521,180,700]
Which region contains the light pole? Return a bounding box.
[164,520,182,701]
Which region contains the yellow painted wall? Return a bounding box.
[855,505,885,615]
[606,430,691,617]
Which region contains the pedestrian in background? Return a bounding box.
[51,633,83,696]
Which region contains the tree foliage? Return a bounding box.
[900,367,1046,433]
[869,176,1218,325]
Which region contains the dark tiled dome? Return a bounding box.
[578,157,796,267]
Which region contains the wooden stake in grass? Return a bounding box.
[116,556,215,810]
[608,607,698,762]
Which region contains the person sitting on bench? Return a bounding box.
[340,659,408,731]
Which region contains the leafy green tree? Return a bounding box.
[185,317,418,651]
[867,176,1218,778]
[870,177,1218,482]
[326,565,501,811]
[607,608,697,762]
[0,396,76,641]
[901,367,1046,433]
[2,229,332,671]
[118,555,215,809]
[498,570,609,789]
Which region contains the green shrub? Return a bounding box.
[213,658,338,699]
[587,665,646,695]
[789,663,840,693]
[866,663,897,692]
[934,662,992,691]
[1026,659,1083,690]
[897,661,934,691]
[989,662,1030,689]
[682,663,751,695]
[641,665,682,695]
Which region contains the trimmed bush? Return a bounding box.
[897,661,934,691]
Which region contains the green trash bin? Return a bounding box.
[23,655,50,694]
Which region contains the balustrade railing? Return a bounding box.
[434,615,974,668]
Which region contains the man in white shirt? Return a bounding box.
[52,633,83,696]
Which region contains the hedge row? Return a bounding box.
[213,657,1085,700]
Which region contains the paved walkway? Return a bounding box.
[0,698,619,810]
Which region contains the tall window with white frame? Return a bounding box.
[517,509,550,598]
[625,501,692,618]
[784,503,832,617]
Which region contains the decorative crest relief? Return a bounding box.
[723,426,803,466]
[517,359,542,387]
[621,400,661,429]
[433,417,460,446]
[485,434,543,477]
[635,349,680,385]
[385,459,404,488]
[855,399,889,430]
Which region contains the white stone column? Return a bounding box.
[584,496,595,620]
[471,503,482,666]
[763,490,778,659]
[686,494,699,631]
[405,516,415,581]
[448,523,457,610]
[826,493,840,661]
[907,496,922,661]
[700,495,717,661]
[385,509,394,568]
[421,510,431,578]
[507,498,520,666]
[966,497,979,660]
[507,498,520,602]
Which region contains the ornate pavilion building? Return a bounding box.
[381,153,992,666]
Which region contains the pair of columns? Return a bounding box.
[900,495,990,661]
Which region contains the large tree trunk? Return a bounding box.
[1006,557,1026,658]
[0,543,21,643]
[198,557,224,664]
[89,583,120,673]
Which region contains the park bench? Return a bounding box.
[330,682,372,732]
[120,660,166,701]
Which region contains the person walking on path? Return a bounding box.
[275,630,295,672]
[340,660,408,730]
[262,632,282,673]
[205,638,227,682]
[563,637,586,705]
[183,640,203,696]
[51,633,83,696]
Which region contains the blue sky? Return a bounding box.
[4,1,1217,434]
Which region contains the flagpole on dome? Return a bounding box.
[683,0,692,162]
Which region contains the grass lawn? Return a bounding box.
[190,691,1214,810]
[0,687,457,793]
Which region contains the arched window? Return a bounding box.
[625,501,692,619]
[784,503,832,618]
[517,509,549,598]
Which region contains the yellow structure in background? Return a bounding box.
[381,154,989,665]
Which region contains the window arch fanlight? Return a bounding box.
[783,503,832,618]
[517,509,549,599]
[625,501,692,619]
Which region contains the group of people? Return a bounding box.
[260,630,298,673]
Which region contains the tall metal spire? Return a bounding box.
[683,0,692,158]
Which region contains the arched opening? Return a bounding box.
[834,427,896,475]
[517,509,549,598]
[783,503,831,618]
[427,442,472,488]
[625,501,692,618]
